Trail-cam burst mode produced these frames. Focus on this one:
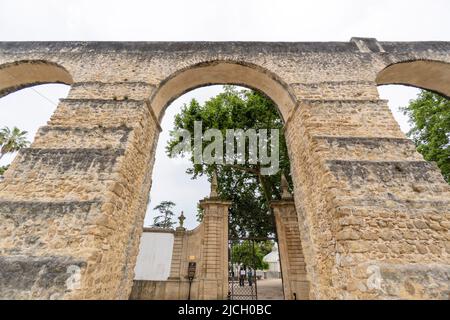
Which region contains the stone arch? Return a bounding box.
[0,41,448,300]
[0,60,73,98]
[149,60,298,122]
[143,61,310,300]
[376,59,450,98]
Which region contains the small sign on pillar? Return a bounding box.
[188,262,196,280]
[187,261,197,300]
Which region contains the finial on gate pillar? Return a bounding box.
[281,174,292,199]
[178,211,186,229]
[210,171,218,198]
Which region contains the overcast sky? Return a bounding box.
[0,0,448,229]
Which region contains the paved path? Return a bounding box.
[257,278,284,300]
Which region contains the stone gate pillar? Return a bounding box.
[271,176,310,300]
[197,175,230,300]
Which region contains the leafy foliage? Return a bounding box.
[0,165,8,175]
[230,240,273,270]
[401,90,450,183]
[0,126,30,161]
[153,200,176,229]
[166,86,292,237]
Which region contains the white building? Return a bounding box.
[262,243,281,279]
[133,228,174,281]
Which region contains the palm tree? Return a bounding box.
[0,126,30,161]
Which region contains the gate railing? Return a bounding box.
[227,237,277,300]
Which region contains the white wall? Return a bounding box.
[134,232,174,280]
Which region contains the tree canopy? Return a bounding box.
[166,86,292,238]
[0,165,8,176]
[230,240,273,270]
[0,126,30,176]
[0,126,29,161]
[401,90,450,183]
[153,200,177,229]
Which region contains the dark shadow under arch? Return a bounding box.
[376,59,450,98]
[0,60,73,98]
[149,60,298,122]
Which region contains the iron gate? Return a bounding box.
[227,237,277,300]
[228,238,258,300]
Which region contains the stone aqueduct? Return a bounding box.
[0,38,449,300]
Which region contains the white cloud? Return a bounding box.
[0,0,449,41]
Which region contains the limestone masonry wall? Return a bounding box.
[0,39,449,299]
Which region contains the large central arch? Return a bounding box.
[143,60,309,300]
[149,61,298,122]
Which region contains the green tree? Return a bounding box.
[231,240,273,270]
[167,86,292,238]
[0,126,30,161]
[0,126,30,177]
[153,200,176,229]
[0,165,9,175]
[401,90,450,183]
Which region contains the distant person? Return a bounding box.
[239,268,246,286]
[247,269,253,286]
